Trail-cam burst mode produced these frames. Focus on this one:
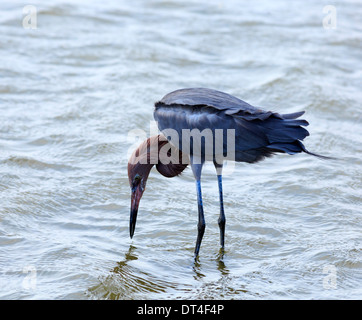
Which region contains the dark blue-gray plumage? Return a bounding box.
[128,87,330,259]
[154,88,314,163]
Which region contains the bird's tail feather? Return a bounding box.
[267,140,336,160]
[281,111,305,119]
[264,112,336,160]
[298,141,337,160]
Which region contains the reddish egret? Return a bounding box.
[128,88,329,258]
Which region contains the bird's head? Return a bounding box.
[127,138,155,239]
[127,135,188,239]
[128,164,152,239]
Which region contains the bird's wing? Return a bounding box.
[155,87,297,121]
[156,87,258,114]
[154,88,310,163]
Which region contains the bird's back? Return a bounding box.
[154,88,311,164]
[157,87,258,114]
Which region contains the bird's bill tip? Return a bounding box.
[129,186,143,239]
[129,207,138,239]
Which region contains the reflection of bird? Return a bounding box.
[128,88,330,258]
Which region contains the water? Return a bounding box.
[0,0,361,299]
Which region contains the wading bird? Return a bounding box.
[128,88,329,258]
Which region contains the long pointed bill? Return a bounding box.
[130,186,143,239]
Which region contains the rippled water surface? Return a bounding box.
[1,0,361,299]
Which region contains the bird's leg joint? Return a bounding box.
[218,214,226,227]
[198,219,206,233]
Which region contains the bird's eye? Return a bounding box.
[134,174,141,183]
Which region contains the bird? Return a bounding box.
[127,87,330,259]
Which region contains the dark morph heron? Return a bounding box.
[128,88,330,258]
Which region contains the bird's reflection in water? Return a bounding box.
[112,245,138,273]
[216,248,229,276]
[89,245,174,299]
[192,258,205,280]
[192,248,229,281]
[189,250,245,299]
[88,245,244,299]
[111,245,173,296]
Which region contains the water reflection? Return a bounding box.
[192,259,205,281]
[112,245,138,272]
[216,249,229,277]
[89,245,181,299]
[191,249,230,289]
[88,245,235,299]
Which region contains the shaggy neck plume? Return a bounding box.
[128,135,188,181]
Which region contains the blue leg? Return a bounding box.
[217,174,226,248]
[194,179,205,258]
[191,163,205,259]
[214,161,225,248]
